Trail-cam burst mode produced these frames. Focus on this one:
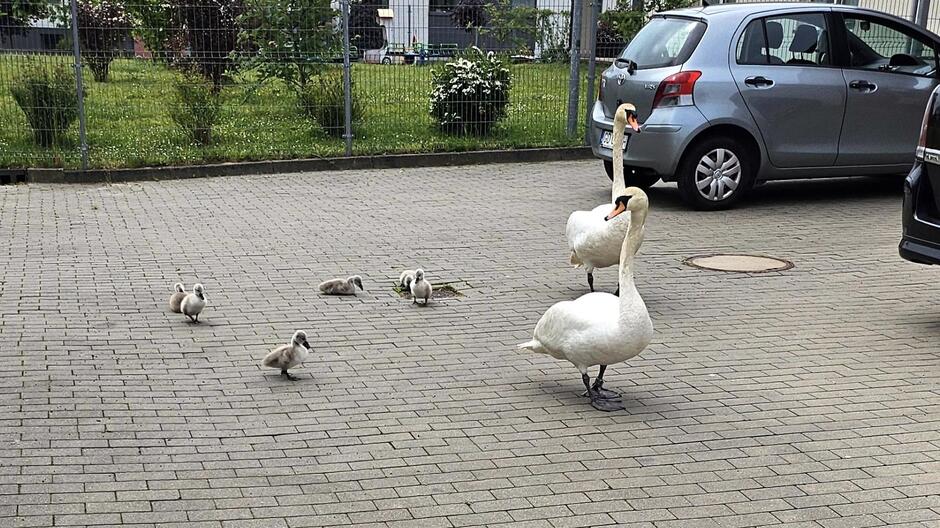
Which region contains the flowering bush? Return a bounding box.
[429,47,511,136]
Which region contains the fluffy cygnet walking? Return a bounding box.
[180,283,207,323]
[168,283,187,313]
[318,275,364,295]
[262,330,311,381]
[410,269,432,305]
[399,269,415,291]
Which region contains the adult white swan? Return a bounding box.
[519,188,652,411]
[567,103,641,292]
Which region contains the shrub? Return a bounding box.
[76,0,132,83]
[1,0,48,39]
[169,75,222,145]
[451,0,487,30]
[596,6,645,57]
[178,0,243,91]
[123,0,242,89]
[298,69,360,138]
[237,0,339,92]
[10,65,79,148]
[429,47,511,136]
[450,0,487,47]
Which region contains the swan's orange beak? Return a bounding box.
[627,113,640,133]
[604,201,627,221]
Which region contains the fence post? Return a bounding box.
[566,0,583,136]
[68,0,89,170]
[341,0,353,157]
[915,0,929,28]
[583,0,601,146]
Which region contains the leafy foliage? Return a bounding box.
[76,0,132,83]
[483,0,568,60]
[122,0,178,61]
[596,6,644,57]
[429,47,511,136]
[237,0,339,92]
[169,74,223,145]
[595,0,691,57]
[179,0,243,90]
[0,0,49,38]
[298,69,360,138]
[122,0,242,89]
[645,0,692,12]
[11,64,79,148]
[450,0,487,33]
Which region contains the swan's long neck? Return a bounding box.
[611,113,628,202]
[618,205,648,318]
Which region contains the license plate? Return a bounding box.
[600,130,628,151]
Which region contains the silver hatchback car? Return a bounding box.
[591,3,940,209]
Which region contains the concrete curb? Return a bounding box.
[17,147,594,184]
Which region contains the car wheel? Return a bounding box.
[604,161,661,190]
[382,57,391,65]
[676,136,755,210]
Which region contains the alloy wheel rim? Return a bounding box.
[695,148,741,202]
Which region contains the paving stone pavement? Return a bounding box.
[1,160,939,528]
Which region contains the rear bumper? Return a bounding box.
[899,238,940,265]
[589,101,708,179]
[900,161,940,265]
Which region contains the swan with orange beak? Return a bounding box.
[520,188,653,411]
[566,102,643,294]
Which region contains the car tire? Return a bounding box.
[604,161,661,190]
[382,57,391,65]
[676,135,755,210]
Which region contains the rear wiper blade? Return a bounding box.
[614,57,638,75]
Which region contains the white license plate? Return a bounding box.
[600,130,628,151]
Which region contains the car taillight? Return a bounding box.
[652,71,701,109]
[917,92,935,160]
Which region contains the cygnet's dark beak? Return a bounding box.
[302,341,311,349]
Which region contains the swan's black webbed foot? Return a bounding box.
[590,396,624,412]
[587,272,595,292]
[282,370,300,381]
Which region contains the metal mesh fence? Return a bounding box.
[0,0,937,170]
[0,0,592,169]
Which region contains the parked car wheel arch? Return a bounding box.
[668,123,764,183]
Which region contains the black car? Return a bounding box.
[901,85,940,265]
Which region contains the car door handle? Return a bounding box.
[744,76,774,87]
[849,80,877,92]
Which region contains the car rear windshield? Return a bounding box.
[619,17,706,69]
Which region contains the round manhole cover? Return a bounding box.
[685,254,793,273]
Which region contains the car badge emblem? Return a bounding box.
[617,73,626,86]
[644,83,656,90]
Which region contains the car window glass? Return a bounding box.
[736,19,768,65]
[737,13,830,66]
[842,15,936,76]
[619,17,705,69]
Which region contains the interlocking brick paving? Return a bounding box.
[1,161,938,528]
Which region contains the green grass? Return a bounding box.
[0,54,589,169]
